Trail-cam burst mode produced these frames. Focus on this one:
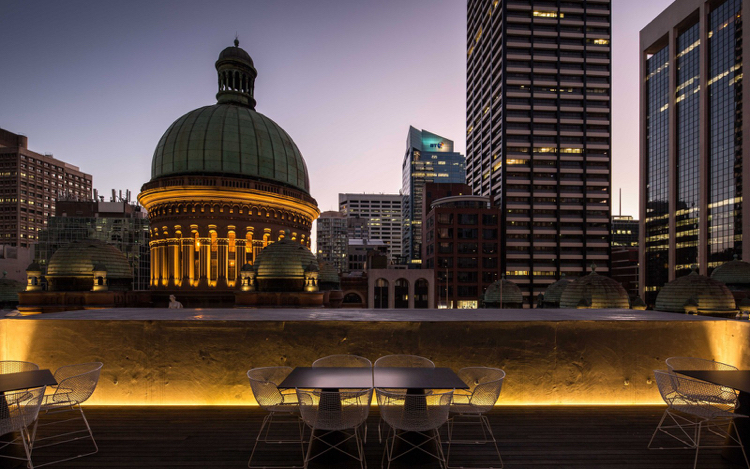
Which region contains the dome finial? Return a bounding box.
[234,34,239,48]
[590,262,597,274]
[216,40,257,108]
[690,264,698,273]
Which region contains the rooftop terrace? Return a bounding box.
[3,405,740,468]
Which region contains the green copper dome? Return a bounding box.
[483,278,523,307]
[150,104,310,193]
[656,270,736,313]
[254,237,318,280]
[559,267,629,309]
[149,41,311,194]
[47,240,133,280]
[710,256,750,288]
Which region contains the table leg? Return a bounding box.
[722,391,750,464]
[307,388,348,463]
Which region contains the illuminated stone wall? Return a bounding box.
[2,317,748,405]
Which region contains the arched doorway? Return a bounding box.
[374,279,389,309]
[414,278,429,308]
[394,278,409,308]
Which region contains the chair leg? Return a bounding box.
[27,403,98,468]
[446,413,503,469]
[730,419,750,469]
[249,412,305,469]
[648,410,669,449]
[693,421,702,469]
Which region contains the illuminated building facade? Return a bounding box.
[0,128,92,247]
[401,127,466,267]
[466,0,612,306]
[138,41,319,291]
[423,193,500,309]
[316,211,348,273]
[640,0,749,304]
[339,193,402,261]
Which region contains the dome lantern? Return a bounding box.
[215,38,258,108]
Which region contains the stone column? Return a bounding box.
[182,237,194,287]
[388,280,395,309]
[217,238,228,288]
[408,280,415,309]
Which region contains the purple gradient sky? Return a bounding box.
[1,0,673,222]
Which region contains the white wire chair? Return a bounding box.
[374,354,435,368]
[29,362,102,467]
[312,354,372,368]
[247,367,305,469]
[666,357,739,404]
[446,367,505,469]
[376,388,453,469]
[374,354,434,443]
[649,370,750,469]
[666,357,738,372]
[296,388,372,469]
[0,360,39,374]
[0,386,45,469]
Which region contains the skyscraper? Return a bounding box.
[639,0,748,304]
[466,0,612,304]
[401,127,466,267]
[316,211,348,273]
[0,128,93,248]
[339,193,402,261]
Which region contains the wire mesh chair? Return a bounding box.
[312,354,372,368]
[374,355,435,442]
[296,388,372,469]
[29,362,102,467]
[0,360,39,374]
[666,357,739,404]
[649,370,749,469]
[446,367,505,469]
[376,388,453,469]
[0,386,45,469]
[247,367,305,469]
[374,355,435,368]
[666,357,738,372]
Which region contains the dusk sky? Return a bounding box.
[1,0,673,226]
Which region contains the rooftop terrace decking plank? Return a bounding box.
[2,406,742,469]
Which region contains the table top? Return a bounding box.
[279,366,469,390]
[374,367,469,390]
[673,369,750,394]
[279,367,373,389]
[0,369,57,393]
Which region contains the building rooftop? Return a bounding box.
[10,307,721,322]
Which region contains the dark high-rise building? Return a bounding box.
[466,0,612,305]
[612,215,639,248]
[0,128,92,247]
[423,192,500,309]
[640,0,749,304]
[401,127,466,267]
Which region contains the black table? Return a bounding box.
[0,369,57,420]
[278,367,373,390]
[674,369,750,463]
[374,367,469,391]
[0,369,57,393]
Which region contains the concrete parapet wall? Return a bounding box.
[2,315,748,405]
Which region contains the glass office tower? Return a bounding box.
[466,0,612,305]
[640,0,747,305]
[401,127,466,267]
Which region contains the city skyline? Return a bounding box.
[1,0,672,220]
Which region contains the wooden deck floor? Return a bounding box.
[2,405,747,469]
